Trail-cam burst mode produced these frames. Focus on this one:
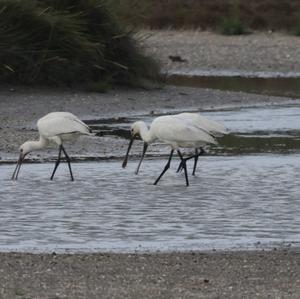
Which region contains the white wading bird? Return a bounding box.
[11,112,93,181]
[174,112,228,175]
[122,113,228,186]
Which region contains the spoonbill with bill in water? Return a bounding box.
[122,112,228,186]
[11,112,93,181]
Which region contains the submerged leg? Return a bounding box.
[176,154,194,173]
[177,147,205,175]
[154,149,174,185]
[50,145,62,180]
[135,143,148,175]
[192,148,199,176]
[61,145,74,181]
[192,147,205,176]
[177,150,189,187]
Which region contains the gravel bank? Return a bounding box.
[1,250,299,299]
[140,30,300,74]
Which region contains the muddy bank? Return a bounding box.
[0,85,297,161]
[0,250,299,299]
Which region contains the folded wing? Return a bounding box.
[176,112,229,137]
[37,112,91,138]
[152,115,217,145]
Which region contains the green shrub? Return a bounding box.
[220,17,246,35]
[0,0,160,87]
[291,14,300,36]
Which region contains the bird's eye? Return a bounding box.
[20,149,23,153]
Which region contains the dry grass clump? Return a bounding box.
[0,0,160,88]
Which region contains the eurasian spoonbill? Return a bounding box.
[11,112,93,181]
[122,113,227,186]
[174,112,228,175]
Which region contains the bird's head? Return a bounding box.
[19,141,36,157]
[130,121,144,139]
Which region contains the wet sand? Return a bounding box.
[1,250,299,299]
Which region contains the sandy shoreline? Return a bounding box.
[1,250,299,299]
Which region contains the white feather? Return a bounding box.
[175,113,229,137]
[37,112,91,141]
[151,115,217,147]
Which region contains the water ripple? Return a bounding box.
[0,154,299,252]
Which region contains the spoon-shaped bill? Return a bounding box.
[135,142,148,175]
[122,138,134,168]
[11,154,24,180]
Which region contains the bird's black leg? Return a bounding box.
[177,147,205,175]
[192,148,199,176]
[176,154,194,173]
[192,147,205,176]
[61,145,74,181]
[177,150,189,187]
[154,149,174,185]
[50,145,62,180]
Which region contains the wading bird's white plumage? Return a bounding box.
[12,112,93,181]
[37,112,91,140]
[122,113,228,186]
[175,112,228,137]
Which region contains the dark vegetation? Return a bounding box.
[293,13,300,36]
[1,0,298,88]
[0,0,160,88]
[110,0,300,34]
[220,18,246,35]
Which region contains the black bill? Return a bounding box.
[11,153,25,180]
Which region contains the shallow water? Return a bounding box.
[1,104,300,252]
[166,71,300,98]
[0,155,299,252]
[88,104,300,155]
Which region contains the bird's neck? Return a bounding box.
[29,136,49,151]
[139,122,154,143]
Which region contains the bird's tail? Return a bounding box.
[86,132,97,137]
[84,125,97,136]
